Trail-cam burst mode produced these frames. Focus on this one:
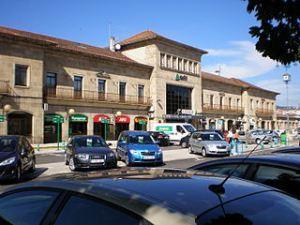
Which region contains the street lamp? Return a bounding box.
[282,73,291,133]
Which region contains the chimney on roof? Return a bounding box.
[109,36,116,52]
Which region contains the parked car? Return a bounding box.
[189,153,300,198]
[65,135,117,171]
[245,129,273,144]
[150,123,196,145]
[148,131,170,146]
[188,131,230,157]
[1,168,300,225]
[0,135,35,181]
[116,131,163,166]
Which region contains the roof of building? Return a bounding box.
[119,30,208,54]
[202,71,279,95]
[0,26,152,69]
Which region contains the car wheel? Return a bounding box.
[202,147,207,157]
[69,157,77,171]
[29,158,36,173]
[65,154,69,165]
[256,138,261,144]
[188,146,194,154]
[14,165,21,182]
[181,141,188,148]
[125,155,131,167]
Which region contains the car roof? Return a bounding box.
[121,130,150,135]
[189,153,300,170]
[0,135,21,139]
[3,168,274,220]
[72,135,103,139]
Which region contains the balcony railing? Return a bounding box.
[0,80,9,94]
[44,87,151,105]
[255,108,274,117]
[203,103,244,115]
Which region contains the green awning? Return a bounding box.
[45,114,64,123]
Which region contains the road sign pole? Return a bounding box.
[104,123,107,141]
[57,122,60,150]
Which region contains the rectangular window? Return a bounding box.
[178,58,183,71]
[250,99,253,110]
[237,98,240,107]
[138,84,144,104]
[210,95,214,108]
[256,100,259,108]
[220,97,223,109]
[98,79,106,100]
[189,62,193,73]
[267,102,270,111]
[46,72,57,97]
[183,60,187,72]
[194,63,198,74]
[160,53,166,67]
[172,57,177,69]
[229,97,232,109]
[119,82,126,102]
[15,64,29,86]
[74,76,83,99]
[167,55,172,68]
[166,85,192,114]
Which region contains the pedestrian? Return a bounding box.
[227,129,233,144]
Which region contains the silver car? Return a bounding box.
[245,129,273,144]
[188,131,230,157]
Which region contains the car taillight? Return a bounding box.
[158,135,163,138]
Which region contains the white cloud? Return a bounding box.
[203,41,278,78]
[255,79,300,106]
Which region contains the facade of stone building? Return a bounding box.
[276,107,300,131]
[202,72,278,131]
[0,27,207,143]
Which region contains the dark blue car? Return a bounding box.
[116,131,163,166]
[0,135,35,181]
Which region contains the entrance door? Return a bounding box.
[115,123,129,139]
[69,114,88,136]
[7,112,32,139]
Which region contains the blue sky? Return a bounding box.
[0,0,299,106]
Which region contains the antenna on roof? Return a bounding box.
[209,135,268,194]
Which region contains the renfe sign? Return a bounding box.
[115,116,130,123]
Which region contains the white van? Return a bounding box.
[151,123,196,144]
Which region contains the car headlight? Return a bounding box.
[129,150,139,155]
[107,152,115,158]
[76,154,89,161]
[158,148,162,154]
[0,157,16,166]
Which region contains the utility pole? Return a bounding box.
[282,73,291,133]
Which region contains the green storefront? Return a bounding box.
[44,114,64,143]
[69,114,88,136]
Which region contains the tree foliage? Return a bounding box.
[245,0,300,65]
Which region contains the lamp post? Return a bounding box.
[67,108,75,137]
[282,73,291,133]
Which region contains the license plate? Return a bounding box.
[90,159,105,163]
[143,156,155,160]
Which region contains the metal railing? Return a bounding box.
[255,108,274,117]
[0,80,9,94]
[44,87,151,105]
[203,103,244,114]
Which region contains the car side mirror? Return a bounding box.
[21,148,27,156]
[67,143,72,148]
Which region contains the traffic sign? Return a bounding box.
[52,116,64,123]
[101,118,110,124]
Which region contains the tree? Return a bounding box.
[245,0,300,65]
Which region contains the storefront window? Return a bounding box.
[166,85,192,115]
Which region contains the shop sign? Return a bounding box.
[134,117,147,124]
[156,126,172,132]
[0,115,6,122]
[139,120,147,125]
[53,116,64,124]
[116,116,130,123]
[175,73,188,81]
[70,114,87,122]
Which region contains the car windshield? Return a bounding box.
[183,125,196,133]
[201,133,222,141]
[128,135,155,144]
[0,137,18,152]
[74,137,107,148]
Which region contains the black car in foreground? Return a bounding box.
[189,153,300,198]
[0,168,300,225]
[148,131,170,146]
[65,135,117,171]
[0,136,35,181]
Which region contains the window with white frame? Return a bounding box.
[15,64,29,86]
[160,53,166,67]
[172,57,177,70]
[167,55,172,68]
[178,58,183,71]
